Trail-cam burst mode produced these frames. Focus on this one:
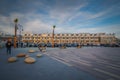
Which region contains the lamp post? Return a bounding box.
[14,18,18,48]
[52,25,56,48]
[18,24,23,47]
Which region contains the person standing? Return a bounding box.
[6,39,12,55]
[16,42,18,48]
[21,42,23,48]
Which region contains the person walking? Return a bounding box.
[6,39,12,55]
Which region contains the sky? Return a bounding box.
[0,0,120,38]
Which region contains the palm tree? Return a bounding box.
[52,25,56,47]
[14,18,18,23]
[14,18,18,36]
[14,18,18,48]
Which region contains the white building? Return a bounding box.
[21,32,117,45]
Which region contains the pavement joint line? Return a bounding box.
[53,55,71,63]
[47,53,92,67]
[106,78,115,80]
[77,59,91,64]
[50,56,73,67]
[106,66,120,71]
[97,61,120,68]
[93,68,120,79]
[76,61,92,67]
[69,59,92,67]
[97,60,108,63]
[54,54,92,67]
[51,54,69,61]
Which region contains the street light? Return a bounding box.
[52,25,56,48]
[18,24,23,47]
[14,18,18,48]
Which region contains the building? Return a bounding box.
[0,31,13,41]
[21,32,117,45]
[0,31,14,48]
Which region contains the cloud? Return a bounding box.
[0,10,120,35]
[75,24,120,35]
[0,0,120,39]
[49,0,88,24]
[24,19,52,33]
[68,5,120,23]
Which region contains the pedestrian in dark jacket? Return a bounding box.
[16,42,18,48]
[6,39,12,55]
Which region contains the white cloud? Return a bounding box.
[0,11,120,37]
[68,7,112,23]
[24,19,52,33]
[0,1,120,39]
[49,1,88,24]
[75,24,120,35]
[0,12,57,34]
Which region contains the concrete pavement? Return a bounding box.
[0,47,97,80]
[44,47,120,80]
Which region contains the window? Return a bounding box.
[57,37,60,39]
[35,34,37,36]
[81,37,84,39]
[76,34,79,36]
[71,34,74,36]
[94,34,97,36]
[57,34,60,36]
[74,37,77,39]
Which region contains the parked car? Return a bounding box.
[47,43,52,47]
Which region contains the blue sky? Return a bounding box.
[0,0,120,38]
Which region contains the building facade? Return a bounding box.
[21,32,117,45]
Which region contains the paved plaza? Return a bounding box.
[0,47,120,80]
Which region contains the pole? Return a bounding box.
[14,18,18,48]
[52,25,56,48]
[52,28,54,47]
[14,22,17,48]
[18,24,23,48]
